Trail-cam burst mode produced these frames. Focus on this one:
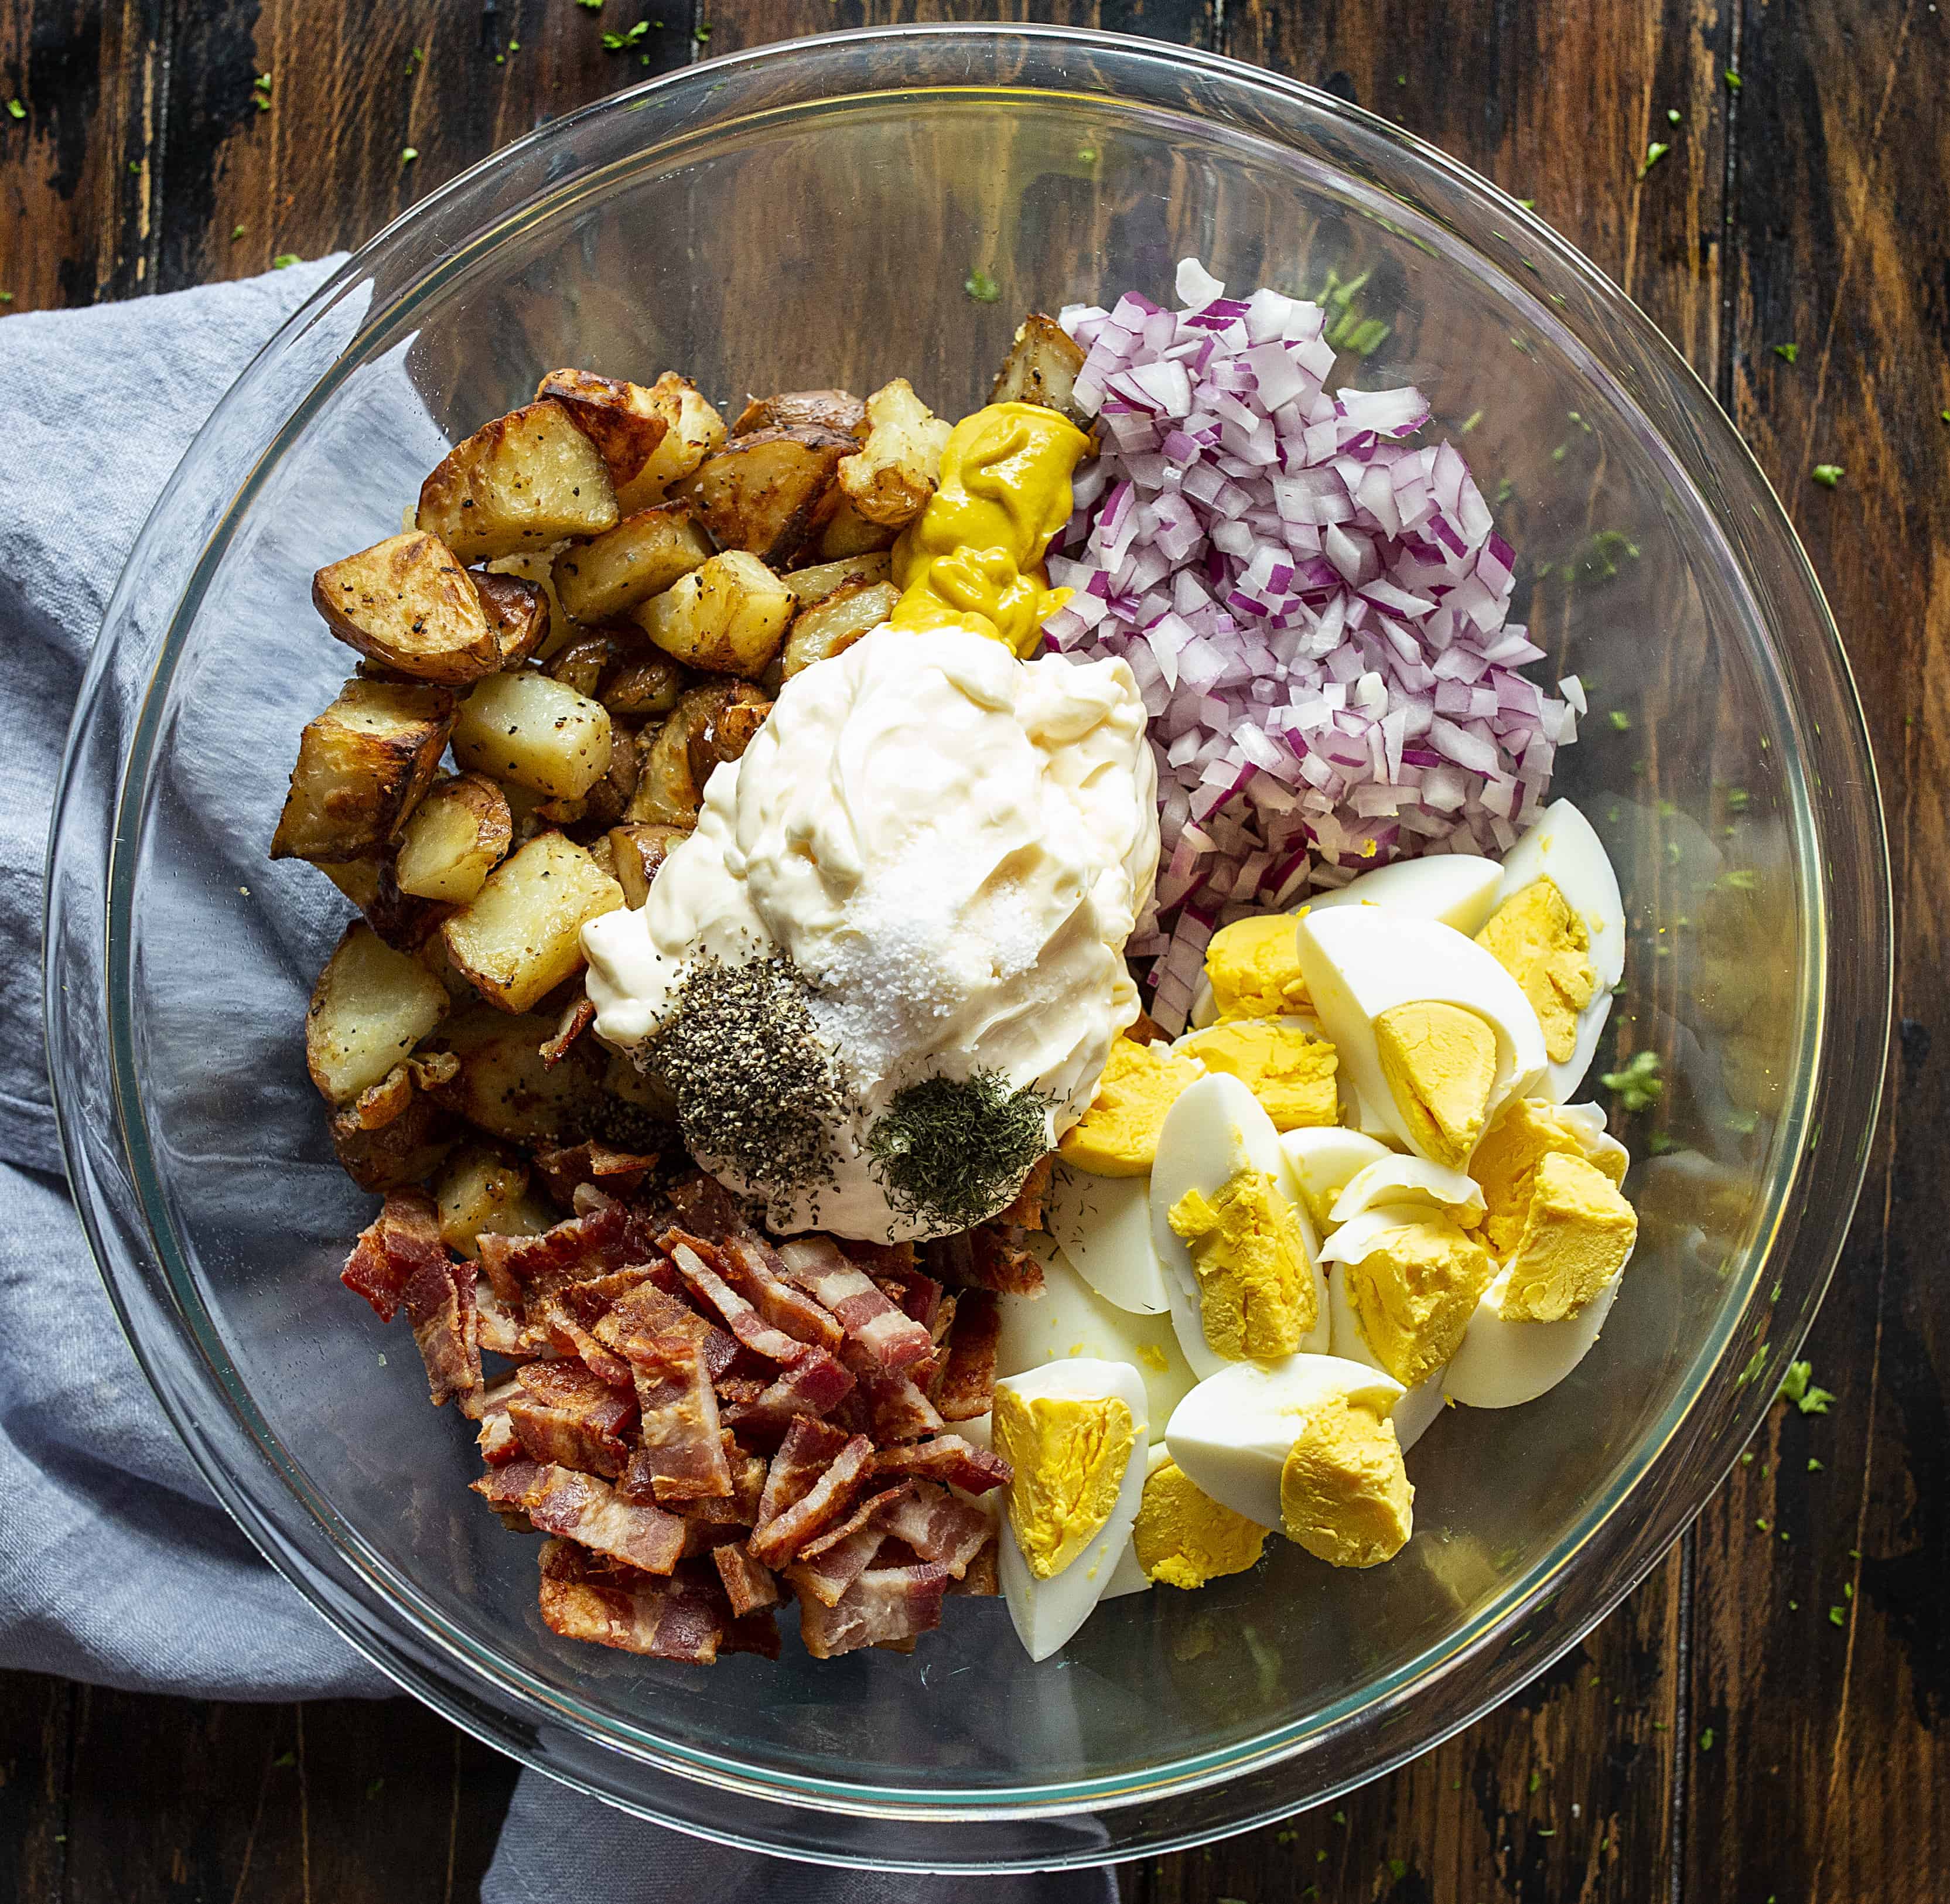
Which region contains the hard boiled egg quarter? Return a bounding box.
[1442,1267,1622,1408]
[993,1359,1151,1661]
[1323,1252,1453,1453]
[1279,1125,1395,1231]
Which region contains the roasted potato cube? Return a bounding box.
[440,832,624,1014]
[606,822,690,907]
[613,374,727,513]
[416,401,620,562]
[989,310,1090,423]
[781,579,901,681]
[395,773,513,904]
[732,389,868,438]
[785,551,895,606]
[329,1083,456,1192]
[547,630,622,700]
[551,505,715,623]
[312,533,500,684]
[686,425,853,566]
[306,922,452,1104]
[319,854,451,951]
[483,550,575,661]
[635,550,794,678]
[811,494,900,561]
[271,678,454,862]
[451,670,613,800]
[838,379,952,528]
[433,1142,555,1257]
[597,651,686,719]
[473,569,552,666]
[535,369,672,488]
[626,681,770,825]
[427,1004,602,1145]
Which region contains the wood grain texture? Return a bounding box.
[1,1,1945,1900]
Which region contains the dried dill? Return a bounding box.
[867,1071,1049,1232]
[646,956,842,1197]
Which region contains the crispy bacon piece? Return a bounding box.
[856,1370,944,1444]
[539,992,597,1068]
[473,1376,525,1465]
[847,1240,918,1278]
[723,1349,859,1445]
[667,1237,825,1368]
[508,1362,637,1478]
[721,1609,783,1659]
[932,1289,1000,1423]
[999,1154,1053,1231]
[533,1292,632,1388]
[947,1538,1000,1598]
[473,1461,688,1574]
[878,1479,992,1579]
[872,1433,1011,1496]
[531,1136,658,1207]
[537,1540,723,1663]
[775,1237,934,1373]
[473,1276,529,1358]
[618,1319,732,1503]
[664,1179,846,1353]
[750,1429,874,1567]
[785,1482,912,1608]
[795,1562,950,1660]
[929,1224,1045,1296]
[596,1281,737,1383]
[677,1448,769,1531]
[713,1543,781,1618]
[476,1200,659,1313]
[341,1188,446,1322]
[402,1251,481,1410]
[876,1264,944,1333]
[755,1418,851,1525]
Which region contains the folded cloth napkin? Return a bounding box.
[0,262,1117,1900]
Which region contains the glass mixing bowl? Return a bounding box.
[45,24,1890,1872]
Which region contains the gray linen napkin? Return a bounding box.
[0,262,1118,1900]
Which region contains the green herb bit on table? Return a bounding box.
[965,268,1002,303]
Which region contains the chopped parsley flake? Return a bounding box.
[964,268,1002,303]
[1781,1360,1835,1413]
[1828,1605,1846,1627]
[1699,1726,1716,1751]
[1528,1770,1542,1793]
[1608,708,1632,732]
[1812,463,1844,487]
[1638,141,1671,178]
[1601,1049,1662,1111]
[1666,107,1682,124]
[400,146,418,163]
[1808,1457,1824,1472]
[603,21,650,47]
[272,253,301,269]
[1773,342,1799,363]
[1724,68,1743,91]
[6,99,24,120]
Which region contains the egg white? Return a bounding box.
[1100,1442,1173,1601]
[1045,1163,1172,1315]
[1323,1252,1448,1453]
[1441,1265,1622,1408]
[1279,1126,1394,1231]
[1330,1154,1484,1228]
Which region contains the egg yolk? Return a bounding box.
[1474,1098,1628,1257]
[1168,1169,1319,1360]
[1501,1151,1638,1321]
[886,402,1090,657]
[1058,1037,1204,1176]
[1205,914,1311,1019]
[1340,1214,1495,1387]
[1476,878,1598,1064]
[1180,1020,1339,1131]
[1131,1458,1269,1589]
[1278,1395,1414,1568]
[992,1388,1136,1581]
[1372,1001,1498,1168]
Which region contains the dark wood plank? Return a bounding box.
[0,1670,73,1904]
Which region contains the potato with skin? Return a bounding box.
[685,426,854,567]
[597,651,686,719]
[440,831,624,1014]
[781,578,901,680]
[838,379,952,528]
[636,549,795,678]
[810,494,899,562]
[330,1084,456,1192]
[607,823,691,907]
[416,401,619,562]
[535,370,671,488]
[482,550,575,661]
[395,773,513,903]
[626,681,770,825]
[732,390,867,439]
[426,1004,603,1146]
[306,922,453,1104]
[271,678,454,862]
[785,551,894,605]
[312,533,500,684]
[472,569,552,666]
[551,505,715,623]
[318,854,451,952]
[614,375,726,513]
[547,631,622,700]
[451,671,613,800]
[989,310,1091,424]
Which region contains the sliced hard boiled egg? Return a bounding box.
[993,1359,1150,1661]
[1324,1260,1450,1453]
[1474,1098,1629,1261]
[1482,800,1627,1101]
[1101,1443,1172,1601]
[1149,1073,1329,1378]
[1330,1154,1485,1229]
[1173,1014,1340,1132]
[1045,1163,1172,1315]
[1296,907,1547,1170]
[1318,1203,1496,1389]
[1443,1265,1623,1408]
[1279,1126,1395,1232]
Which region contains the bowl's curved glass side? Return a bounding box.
[49,25,1890,1869]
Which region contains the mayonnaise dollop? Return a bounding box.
[582,624,1159,1240]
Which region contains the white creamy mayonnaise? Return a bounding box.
[582,624,1159,1240]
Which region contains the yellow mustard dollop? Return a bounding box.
[1058,1036,1205,1176]
[1278,1395,1414,1568]
[887,402,1091,656]
[1167,1169,1319,1360]
[1500,1150,1638,1321]
[1476,878,1597,1064]
[1132,1458,1269,1589]
[993,1387,1136,1581]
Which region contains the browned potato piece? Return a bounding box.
[329,1081,456,1192]
[482,550,575,661]
[440,832,624,1014]
[427,1004,602,1146]
[732,389,868,438]
[433,1141,556,1257]
[781,578,901,681]
[395,773,513,904]
[785,551,895,606]
[598,651,686,719]
[635,549,795,678]
[271,678,454,862]
[551,505,715,623]
[547,630,622,700]
[607,823,690,907]
[473,569,552,666]
[989,310,1090,423]
[451,671,613,799]
[306,921,453,1103]
[319,855,451,952]
[626,682,770,824]
[810,494,900,561]
[613,375,727,513]
[838,380,952,528]
[535,369,671,488]
[416,401,619,562]
[312,533,500,684]
[686,425,853,566]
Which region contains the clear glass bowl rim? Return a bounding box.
[42,22,1893,1870]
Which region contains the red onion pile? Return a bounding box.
[1043,260,1581,1029]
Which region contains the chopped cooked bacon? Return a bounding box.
[856,1370,944,1444]
[667,1238,821,1367]
[473,1461,687,1574]
[341,1188,446,1322]
[508,1362,637,1478]
[847,1239,918,1278]
[537,1539,723,1662]
[786,1482,912,1607]
[664,1179,846,1352]
[597,1281,738,1383]
[538,992,597,1068]
[876,1264,945,1333]
[929,1224,1045,1296]
[713,1544,781,1618]
[878,1479,992,1579]
[723,1347,858,1444]
[677,1448,769,1529]
[402,1251,481,1410]
[999,1154,1053,1231]
[473,1377,525,1464]
[531,1137,658,1207]
[947,1538,1000,1598]
[775,1236,934,1373]
[756,1418,853,1525]
[750,1431,874,1567]
[932,1289,1000,1423]
[872,1434,1011,1496]
[721,1609,783,1659]
[473,1276,529,1358]
[714,1373,767,1408]
[619,1321,732,1503]
[534,1298,631,1388]
[795,1562,951,1660]
[476,1200,660,1314]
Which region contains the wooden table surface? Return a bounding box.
[3,1,1945,1898]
